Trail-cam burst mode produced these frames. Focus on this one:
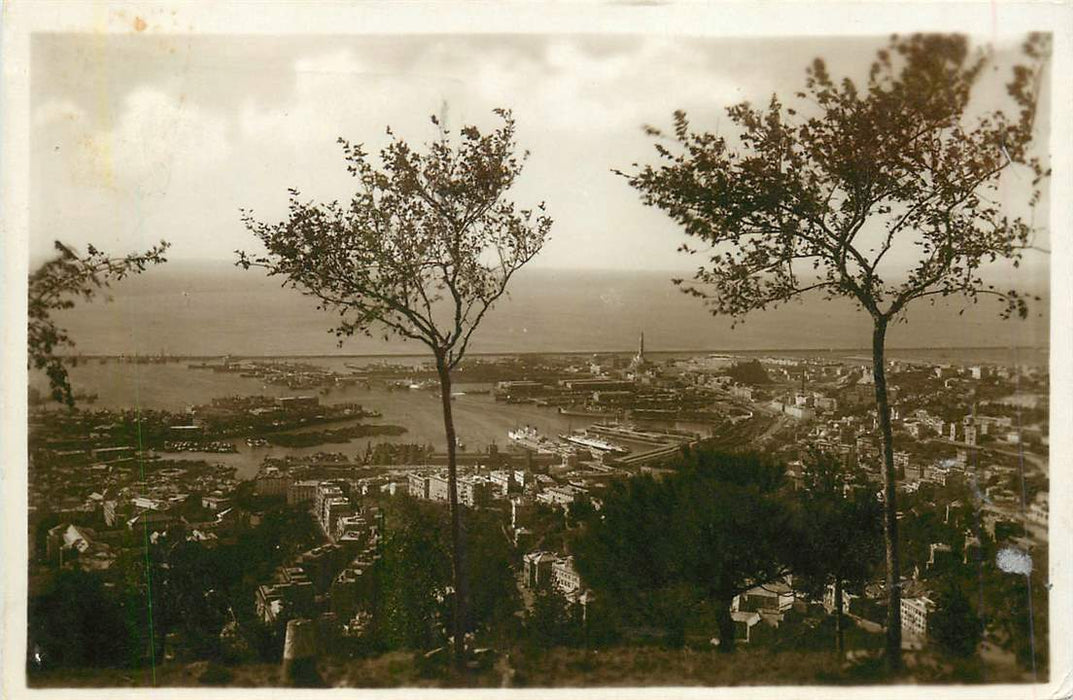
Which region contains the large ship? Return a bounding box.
[508,426,558,453]
[558,432,629,455]
[558,406,619,419]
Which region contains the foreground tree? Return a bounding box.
[373,499,518,653]
[788,451,883,657]
[29,240,170,406]
[928,582,983,659]
[574,447,790,652]
[239,109,551,667]
[622,34,1050,670]
[27,568,132,670]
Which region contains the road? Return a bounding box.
[930,438,1048,474]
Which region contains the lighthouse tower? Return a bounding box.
[630,331,649,372]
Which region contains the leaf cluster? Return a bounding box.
[239,109,552,368]
[28,240,170,406]
[623,33,1050,326]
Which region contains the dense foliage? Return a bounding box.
[27,505,321,672]
[573,447,791,652]
[928,584,983,658]
[725,359,771,386]
[371,497,519,652]
[786,451,884,655]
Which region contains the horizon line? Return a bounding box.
[58,344,1050,360]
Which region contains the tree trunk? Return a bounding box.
[834,577,845,659]
[715,598,735,654]
[871,317,902,672]
[435,354,467,670]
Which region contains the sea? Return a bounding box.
[31,264,1049,480]
[48,262,1050,359]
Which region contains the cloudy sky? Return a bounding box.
[30,32,1049,275]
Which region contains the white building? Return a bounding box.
[537,484,586,508]
[901,596,935,641]
[552,556,582,599]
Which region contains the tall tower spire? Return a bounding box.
[631,331,647,372]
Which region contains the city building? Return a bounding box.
[523,551,559,589]
[735,579,795,616]
[255,468,292,497]
[822,583,859,615]
[323,497,354,535]
[731,385,754,401]
[537,484,586,508]
[814,396,838,412]
[287,480,318,506]
[488,470,516,497]
[783,404,815,421]
[256,566,315,625]
[926,542,955,570]
[1027,496,1049,527]
[458,476,492,508]
[552,555,582,599]
[201,495,231,511]
[523,550,588,603]
[964,424,978,446]
[731,610,763,644]
[428,474,450,502]
[407,473,430,500]
[901,595,935,642]
[315,483,345,519]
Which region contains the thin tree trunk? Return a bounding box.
[834,577,845,659]
[435,353,467,670]
[871,317,902,673]
[715,598,735,654]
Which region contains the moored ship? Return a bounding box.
[557,431,629,454]
[508,426,557,453]
[557,406,618,419]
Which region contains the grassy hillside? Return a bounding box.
[26,644,1035,689]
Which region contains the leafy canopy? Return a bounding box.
[622,34,1050,324]
[928,583,983,658]
[28,240,170,406]
[574,448,791,614]
[239,109,552,368]
[786,450,884,601]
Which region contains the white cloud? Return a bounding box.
[31,35,1047,272]
[222,37,717,269]
[108,88,231,195]
[56,87,231,202]
[294,48,365,76]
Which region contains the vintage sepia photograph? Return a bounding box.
[2,2,1070,697]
